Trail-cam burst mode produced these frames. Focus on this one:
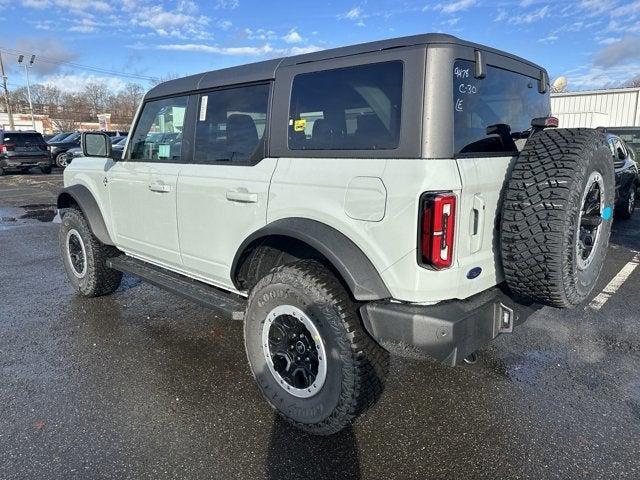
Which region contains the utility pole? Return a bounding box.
[0,51,15,130]
[18,54,36,130]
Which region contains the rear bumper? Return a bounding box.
[1,156,52,168]
[360,285,541,366]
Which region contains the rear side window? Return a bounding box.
[2,133,45,145]
[453,60,550,155]
[194,83,269,163]
[130,96,188,162]
[288,61,403,151]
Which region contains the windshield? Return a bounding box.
[453,60,550,155]
[48,132,71,142]
[607,128,640,158]
[62,132,81,142]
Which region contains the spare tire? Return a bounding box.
[500,128,614,308]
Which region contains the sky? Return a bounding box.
[0,0,639,94]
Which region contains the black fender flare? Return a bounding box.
[57,184,114,246]
[231,218,391,301]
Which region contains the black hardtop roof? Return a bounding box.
[145,33,545,100]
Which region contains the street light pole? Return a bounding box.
[0,51,15,130]
[18,54,36,130]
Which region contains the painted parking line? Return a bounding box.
[588,254,640,311]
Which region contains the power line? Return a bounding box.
[0,46,155,82]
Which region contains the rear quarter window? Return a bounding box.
[288,61,403,151]
[453,59,550,155]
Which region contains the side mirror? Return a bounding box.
[82,132,112,158]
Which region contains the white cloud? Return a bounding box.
[433,0,477,14]
[158,43,275,56]
[538,34,558,43]
[156,43,323,57]
[12,38,78,76]
[131,4,212,40]
[563,62,640,90]
[42,73,126,92]
[580,0,618,15]
[496,5,549,24]
[218,20,232,30]
[593,35,640,67]
[21,0,48,8]
[69,18,100,33]
[282,29,302,44]
[342,7,363,19]
[598,36,621,44]
[611,0,640,16]
[245,28,277,40]
[214,0,239,9]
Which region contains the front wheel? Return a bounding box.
[244,260,389,436]
[59,207,123,297]
[55,152,68,168]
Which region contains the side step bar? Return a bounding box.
[107,255,246,319]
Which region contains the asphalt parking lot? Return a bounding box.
[1,170,640,480]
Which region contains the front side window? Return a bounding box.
[194,84,270,163]
[130,96,188,162]
[288,61,403,151]
[453,60,550,155]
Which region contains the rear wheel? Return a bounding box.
[59,207,123,297]
[616,185,636,220]
[244,260,389,435]
[501,128,615,308]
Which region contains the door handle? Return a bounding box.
[226,190,258,203]
[148,182,171,193]
[470,194,485,253]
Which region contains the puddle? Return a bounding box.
[0,204,58,226]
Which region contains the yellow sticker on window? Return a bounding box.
[294,119,306,132]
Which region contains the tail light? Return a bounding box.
[1,143,15,152]
[419,192,456,270]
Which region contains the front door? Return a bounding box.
[176,83,275,289]
[109,95,191,267]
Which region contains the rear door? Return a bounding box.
[108,95,192,267]
[176,83,275,288]
[447,53,550,292]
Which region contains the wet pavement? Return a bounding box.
[1,171,640,479]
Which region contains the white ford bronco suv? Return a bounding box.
[57,34,614,435]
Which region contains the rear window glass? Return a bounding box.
[288,61,403,151]
[2,133,45,145]
[453,60,550,155]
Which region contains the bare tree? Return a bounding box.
[107,82,144,125]
[151,73,181,86]
[625,77,640,88]
[83,81,110,115]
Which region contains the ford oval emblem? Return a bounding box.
[467,267,482,279]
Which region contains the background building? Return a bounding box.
[551,87,640,129]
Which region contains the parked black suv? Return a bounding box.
[0,131,52,175]
[606,132,639,219]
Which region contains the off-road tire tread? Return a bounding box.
[60,207,122,297]
[247,259,389,435]
[500,128,611,308]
